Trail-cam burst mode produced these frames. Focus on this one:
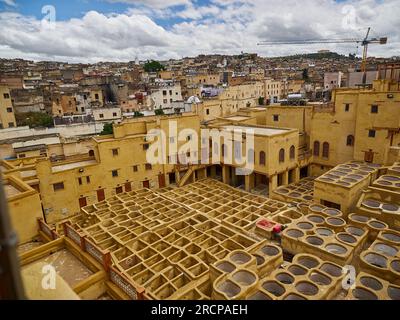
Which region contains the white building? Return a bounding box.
[148,83,183,110]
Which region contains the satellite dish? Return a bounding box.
[186,96,201,104]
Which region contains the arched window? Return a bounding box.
[259,151,266,166]
[322,142,329,158]
[313,141,320,157]
[279,148,285,163]
[290,145,295,160]
[88,150,95,157]
[346,135,354,146]
[248,149,255,165]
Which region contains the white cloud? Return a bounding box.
[0,0,398,62]
[1,0,17,7]
[106,0,191,9]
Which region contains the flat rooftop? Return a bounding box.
[221,125,290,136]
[4,184,21,198]
[52,159,97,173]
[224,116,251,121]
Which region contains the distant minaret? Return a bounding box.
[135,56,139,65]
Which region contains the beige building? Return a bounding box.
[0,86,17,129]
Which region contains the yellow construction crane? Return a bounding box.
[257,27,387,84]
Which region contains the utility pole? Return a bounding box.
[0,175,26,299]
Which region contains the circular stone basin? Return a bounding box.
[297,222,314,230]
[331,171,346,176]
[347,174,363,179]
[388,286,400,300]
[296,282,319,296]
[337,181,351,186]
[382,175,400,182]
[289,192,301,198]
[247,291,272,300]
[320,263,342,277]
[297,256,319,269]
[391,260,400,273]
[362,199,381,208]
[261,245,280,257]
[306,236,324,246]
[377,180,392,186]
[327,217,346,227]
[309,271,332,286]
[337,233,357,244]
[382,203,400,212]
[230,252,251,265]
[216,261,236,273]
[303,195,313,201]
[309,204,324,212]
[364,253,388,269]
[346,226,365,237]
[373,243,398,257]
[343,178,357,183]
[396,183,400,187]
[352,287,378,300]
[285,229,304,239]
[288,264,308,276]
[283,294,306,300]
[262,281,285,297]
[381,232,400,243]
[275,272,295,284]
[350,214,369,223]
[323,208,341,217]
[325,244,347,255]
[319,177,335,182]
[232,271,256,286]
[361,166,375,171]
[255,254,265,266]
[337,168,352,173]
[277,188,289,194]
[368,220,387,229]
[217,280,241,298]
[360,276,383,291]
[316,228,334,237]
[307,215,325,224]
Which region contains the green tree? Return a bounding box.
[144,60,165,73]
[258,96,265,105]
[133,111,144,118]
[100,123,114,135]
[155,108,164,116]
[15,112,54,128]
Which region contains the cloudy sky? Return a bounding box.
[0,0,398,63]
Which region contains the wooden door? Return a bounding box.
[79,197,87,208]
[364,150,374,163]
[158,174,166,188]
[125,182,132,192]
[97,189,105,202]
[143,180,150,188]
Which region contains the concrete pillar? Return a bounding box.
[198,167,207,180]
[245,173,255,192]
[294,167,301,183]
[222,165,230,185]
[282,170,289,186]
[231,167,238,186]
[269,175,278,193]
